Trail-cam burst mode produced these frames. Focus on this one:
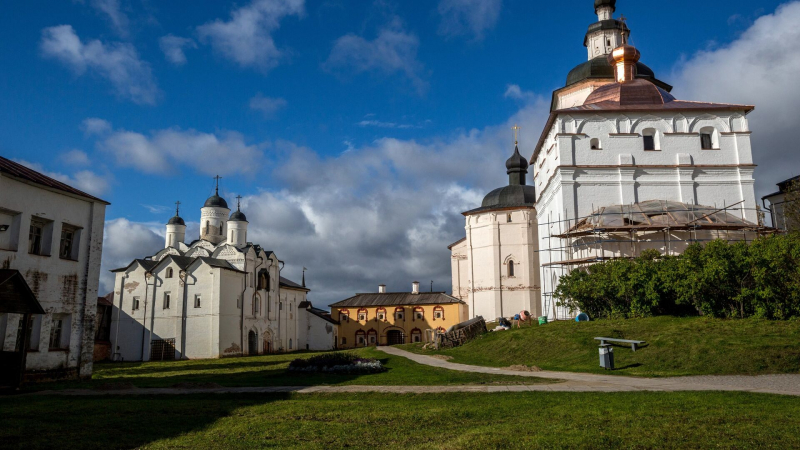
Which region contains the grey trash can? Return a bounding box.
[599,344,614,370]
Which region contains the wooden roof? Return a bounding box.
[0,270,45,314]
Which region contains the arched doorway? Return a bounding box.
[386,329,405,346]
[248,330,258,355]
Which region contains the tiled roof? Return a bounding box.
[330,292,464,308]
[0,155,109,204]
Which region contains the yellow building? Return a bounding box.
[330,282,469,348]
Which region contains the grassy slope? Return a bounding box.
[31,348,547,390]
[401,317,800,377]
[2,392,799,449]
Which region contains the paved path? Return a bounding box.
[377,346,800,397]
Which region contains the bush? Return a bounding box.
[288,352,387,374]
[555,234,800,320]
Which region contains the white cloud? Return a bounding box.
[100,99,549,305]
[249,94,287,118]
[159,35,197,66]
[96,125,265,176]
[81,117,112,136]
[89,0,130,37]
[40,25,159,105]
[324,19,427,94]
[13,159,111,197]
[196,0,304,72]
[673,1,800,198]
[438,0,502,40]
[99,218,164,293]
[60,149,91,166]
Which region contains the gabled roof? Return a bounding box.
[330,292,464,308]
[447,237,466,250]
[111,256,244,274]
[280,276,308,291]
[110,259,159,273]
[0,155,109,205]
[0,269,45,314]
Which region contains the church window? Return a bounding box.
[205,221,210,235]
[163,292,171,310]
[253,295,260,315]
[590,138,601,150]
[165,268,173,279]
[507,213,513,223]
[700,133,713,150]
[607,39,611,47]
[194,294,201,308]
[642,128,660,151]
[132,297,140,311]
[700,127,718,150]
[508,261,516,278]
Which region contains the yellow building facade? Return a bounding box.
[330,286,468,349]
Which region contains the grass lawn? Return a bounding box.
[400,316,800,377]
[2,392,799,449]
[29,348,547,390]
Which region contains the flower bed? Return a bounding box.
[288,352,387,374]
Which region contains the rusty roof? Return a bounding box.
[330,292,464,308]
[0,155,109,204]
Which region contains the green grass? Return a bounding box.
[30,348,547,390]
[2,392,799,449]
[400,316,800,377]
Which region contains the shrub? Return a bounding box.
[288,352,387,374]
[555,234,800,320]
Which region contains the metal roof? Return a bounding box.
[330,292,464,308]
[280,276,308,291]
[0,155,109,204]
[0,269,45,314]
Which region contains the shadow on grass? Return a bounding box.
[0,394,294,449]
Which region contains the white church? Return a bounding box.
[451,0,766,321]
[109,182,333,361]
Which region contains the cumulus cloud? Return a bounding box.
[99,218,165,293]
[95,125,265,176]
[40,25,159,105]
[438,0,502,40]
[81,117,112,136]
[504,83,537,103]
[159,35,197,66]
[324,19,428,94]
[89,0,130,37]
[196,0,304,72]
[673,1,800,198]
[59,149,91,166]
[13,159,111,197]
[100,98,549,305]
[249,94,287,118]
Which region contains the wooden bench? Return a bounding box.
[594,337,647,352]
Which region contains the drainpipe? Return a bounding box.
[179,270,188,359]
[239,257,248,354]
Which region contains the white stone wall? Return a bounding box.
[0,174,106,378]
[532,110,758,320]
[297,308,336,351]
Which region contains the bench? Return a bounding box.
[594,337,646,352]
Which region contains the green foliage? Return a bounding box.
[555,234,800,320]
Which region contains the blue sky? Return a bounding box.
[0,0,796,303]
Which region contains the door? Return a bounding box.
[248,331,258,355]
[386,330,405,346]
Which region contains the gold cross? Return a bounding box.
[512,124,521,145]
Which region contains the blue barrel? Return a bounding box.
[575,313,590,322]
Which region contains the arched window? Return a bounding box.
[395,307,405,321]
[288,339,293,350]
[642,128,659,151]
[413,307,424,321]
[376,308,387,321]
[165,267,173,279]
[590,138,601,150]
[411,328,422,343]
[357,308,368,322]
[507,213,513,223]
[355,330,366,346]
[433,306,445,320]
[219,222,224,235]
[700,126,718,150]
[205,221,210,235]
[367,329,377,346]
[340,309,350,323]
[508,261,516,278]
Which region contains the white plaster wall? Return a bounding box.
[449,240,469,301]
[0,174,106,378]
[297,309,336,351]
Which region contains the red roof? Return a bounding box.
[0,155,109,204]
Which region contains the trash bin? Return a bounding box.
[538,316,548,325]
[599,344,614,370]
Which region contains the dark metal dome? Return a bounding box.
[506,146,529,173]
[167,215,185,226]
[566,56,664,88]
[229,210,248,222]
[594,0,616,12]
[204,194,229,209]
[481,185,537,209]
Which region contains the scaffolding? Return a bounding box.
[538,200,779,321]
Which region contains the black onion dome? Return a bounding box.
[229,210,248,222]
[505,146,529,173]
[204,194,229,209]
[594,0,616,12]
[167,215,185,226]
[481,185,537,209]
[566,56,663,88]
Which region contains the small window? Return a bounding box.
[369,335,376,345]
[377,312,386,321]
[49,315,70,350]
[358,311,367,321]
[195,294,202,309]
[396,311,404,320]
[700,133,713,150]
[163,292,171,310]
[253,295,259,315]
[341,314,349,322]
[433,306,445,320]
[434,311,443,319]
[165,268,174,279]
[642,129,659,151]
[27,316,42,351]
[413,334,421,343]
[59,224,80,260]
[507,213,512,223]
[508,261,516,277]
[607,39,611,47]
[341,337,347,345]
[28,217,51,255]
[415,311,424,320]
[289,339,293,350]
[132,297,141,311]
[700,127,717,150]
[590,138,601,150]
[204,221,210,235]
[357,336,365,345]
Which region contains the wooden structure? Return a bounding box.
[435,316,487,350]
[0,270,45,389]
